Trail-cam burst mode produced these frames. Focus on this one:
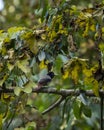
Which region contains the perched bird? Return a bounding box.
[37,72,55,89]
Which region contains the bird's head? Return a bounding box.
[47,72,55,79]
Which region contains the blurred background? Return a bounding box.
[0,0,103,29]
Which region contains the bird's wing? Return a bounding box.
[38,75,51,86]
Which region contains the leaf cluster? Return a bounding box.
[0,0,104,129]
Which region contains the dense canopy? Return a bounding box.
[0,0,104,130]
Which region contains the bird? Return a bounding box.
[36,71,55,90]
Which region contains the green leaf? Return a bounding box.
[23,86,32,94]
[16,59,30,74]
[7,63,14,71]
[73,99,82,119]
[82,104,92,118]
[26,121,36,130]
[23,81,35,93]
[55,55,63,73]
[0,101,7,114]
[35,8,43,17]
[14,87,22,96]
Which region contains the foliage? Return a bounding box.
[0,0,104,129]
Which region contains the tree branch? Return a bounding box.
[1,87,104,97]
[28,87,104,97]
[42,96,65,115]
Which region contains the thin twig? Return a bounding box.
[42,96,65,115]
[6,110,16,129]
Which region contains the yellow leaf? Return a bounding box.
[50,31,57,41]
[1,93,13,102]
[0,114,3,128]
[21,31,33,40]
[28,39,39,54]
[59,28,68,35]
[2,93,10,99]
[70,5,77,15]
[93,80,99,96]
[83,22,89,37]
[82,8,95,14]
[102,27,104,33]
[94,32,99,39]
[90,24,95,32]
[71,64,80,84]
[84,77,92,85]
[8,27,24,34]
[4,37,10,43]
[90,64,99,72]
[59,24,63,30]
[83,69,92,77]
[99,43,104,52]
[0,75,8,86]
[39,60,47,69]
[0,30,4,33]
[63,71,69,79]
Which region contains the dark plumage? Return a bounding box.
[37,72,55,88]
